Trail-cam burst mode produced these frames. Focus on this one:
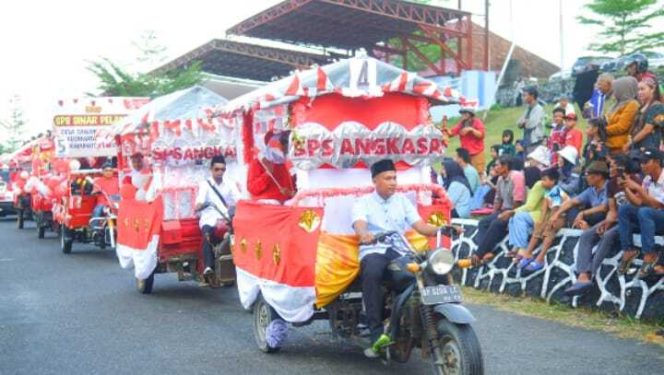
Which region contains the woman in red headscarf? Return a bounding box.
[247,130,296,204]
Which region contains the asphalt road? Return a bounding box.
[1,217,662,375]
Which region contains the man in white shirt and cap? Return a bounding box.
[195,155,241,277]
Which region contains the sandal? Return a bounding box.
[637,257,660,279]
[618,250,639,275]
[524,260,544,272]
[517,257,534,269]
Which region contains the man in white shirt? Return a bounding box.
[195,155,240,277]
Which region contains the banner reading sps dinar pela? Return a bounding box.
[53,97,149,158]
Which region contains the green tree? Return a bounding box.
[87,31,202,97]
[578,0,664,55]
[0,95,27,153]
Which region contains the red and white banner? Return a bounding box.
[53,97,149,158]
[116,197,164,279]
[232,201,323,322]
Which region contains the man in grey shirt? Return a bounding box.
[517,86,545,153]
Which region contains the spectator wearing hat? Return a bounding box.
[556,96,576,116]
[617,148,664,278]
[606,77,639,154]
[565,154,641,295]
[526,145,551,170]
[625,77,664,152]
[547,107,567,166]
[549,160,610,230]
[517,86,545,153]
[563,113,583,155]
[557,146,581,196]
[443,106,486,174]
[454,148,480,195]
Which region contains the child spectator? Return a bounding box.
[564,113,584,155]
[500,129,516,156]
[557,146,581,196]
[547,107,567,166]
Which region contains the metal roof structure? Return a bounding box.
[227,0,478,75]
[151,39,333,82]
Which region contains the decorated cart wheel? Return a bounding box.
[253,295,285,353]
[136,272,155,294]
[60,225,73,254]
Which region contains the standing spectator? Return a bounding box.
[617,148,664,278]
[564,155,640,295]
[624,54,658,83]
[563,113,583,155]
[500,129,516,156]
[514,77,525,106]
[556,96,576,116]
[605,76,639,154]
[443,106,486,174]
[441,160,472,219]
[583,73,614,119]
[557,146,581,196]
[462,155,526,266]
[507,168,559,266]
[547,107,567,166]
[574,65,600,112]
[625,77,664,152]
[517,86,545,153]
[455,148,480,195]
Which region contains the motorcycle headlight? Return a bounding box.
[426,249,455,275]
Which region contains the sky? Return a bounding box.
[1,0,662,142]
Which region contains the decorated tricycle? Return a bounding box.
[51,97,148,253]
[109,86,239,294]
[221,58,484,374]
[5,138,41,227]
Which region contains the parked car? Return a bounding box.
[572,56,612,76]
[602,51,664,72]
[549,69,573,81]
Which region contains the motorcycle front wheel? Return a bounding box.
[433,320,484,375]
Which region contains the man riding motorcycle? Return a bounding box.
[194,155,241,280]
[352,159,459,358]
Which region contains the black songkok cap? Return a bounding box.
[371,159,396,178]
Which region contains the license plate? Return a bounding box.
[421,285,462,305]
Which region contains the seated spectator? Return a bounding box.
[617,148,664,278]
[455,148,480,195]
[563,113,583,155]
[486,145,500,176]
[606,77,639,155]
[556,95,576,116]
[461,155,525,266]
[515,169,568,271]
[514,139,526,162]
[550,160,609,229]
[500,129,516,156]
[547,107,567,166]
[565,154,641,295]
[557,146,581,196]
[526,145,551,171]
[441,160,472,219]
[582,117,608,171]
[625,77,664,152]
[507,168,559,269]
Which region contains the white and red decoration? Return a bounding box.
[53,97,149,158]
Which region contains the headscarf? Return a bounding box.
[442,160,471,192]
[610,76,638,113]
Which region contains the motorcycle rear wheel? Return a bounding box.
[433,320,483,375]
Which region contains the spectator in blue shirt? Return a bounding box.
[441,159,472,218]
[455,148,480,194]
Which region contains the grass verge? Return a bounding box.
[461,286,664,349]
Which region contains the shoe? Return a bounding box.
[364,347,380,359]
[203,267,214,276]
[564,281,593,296]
